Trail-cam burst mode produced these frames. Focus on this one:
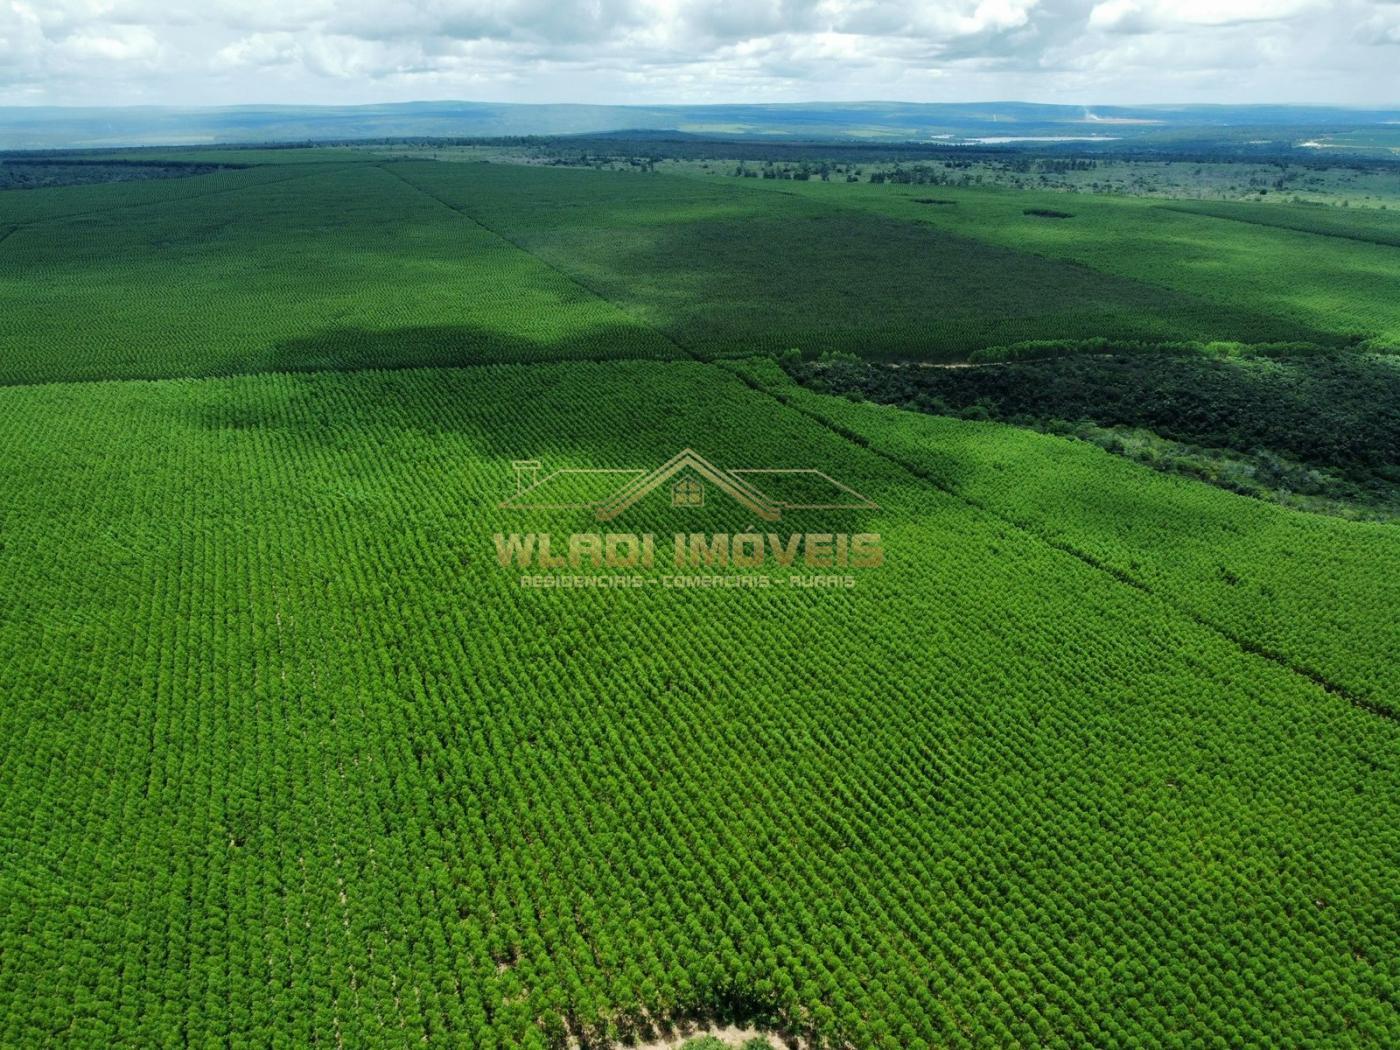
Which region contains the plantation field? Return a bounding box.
[0,162,310,226]
[392,161,1324,359]
[0,162,676,384]
[1160,199,1400,249]
[0,360,1396,1048]
[741,178,1400,348]
[7,150,1391,386]
[2,146,1398,1048]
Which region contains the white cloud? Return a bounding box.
[60,24,160,61]
[0,3,45,84]
[1356,3,1400,45]
[1089,0,1323,33]
[0,0,1396,106]
[212,31,300,70]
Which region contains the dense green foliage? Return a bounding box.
[962,338,1334,364]
[0,361,1396,1049]
[0,158,230,191]
[787,348,1400,506]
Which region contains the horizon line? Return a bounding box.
[3,98,1399,113]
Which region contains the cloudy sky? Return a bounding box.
[2,0,1397,108]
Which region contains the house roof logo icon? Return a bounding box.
[499,448,878,521]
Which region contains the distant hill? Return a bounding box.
[3,100,1400,150]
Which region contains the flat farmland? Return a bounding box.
[1,155,1360,387]
[0,148,1397,1049]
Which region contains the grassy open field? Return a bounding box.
[1,147,1397,1048]
[395,139,1400,209]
